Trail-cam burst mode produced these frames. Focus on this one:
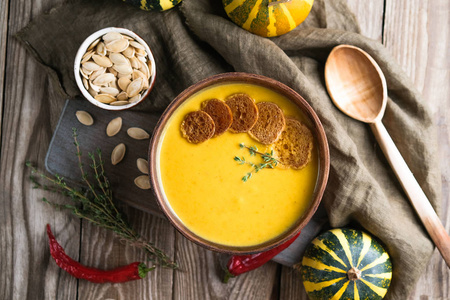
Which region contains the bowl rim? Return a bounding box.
[149,72,330,254]
[74,27,156,111]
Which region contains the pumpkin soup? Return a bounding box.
[157,83,318,247]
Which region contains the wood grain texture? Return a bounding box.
[344,0,385,42]
[279,267,309,300]
[1,0,449,299]
[0,0,7,144]
[0,1,79,300]
[383,0,450,297]
[173,234,278,300]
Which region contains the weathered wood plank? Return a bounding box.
[0,1,79,300]
[345,0,385,42]
[383,0,450,297]
[1,0,448,300]
[77,206,176,299]
[0,0,8,144]
[279,267,309,300]
[172,234,279,300]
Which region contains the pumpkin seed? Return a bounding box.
[109,79,119,90]
[127,127,149,140]
[80,68,90,79]
[82,77,89,90]
[117,72,132,79]
[75,110,94,126]
[95,93,116,104]
[129,94,141,103]
[88,87,98,97]
[89,80,101,92]
[117,91,129,101]
[103,32,123,43]
[118,77,131,91]
[136,158,149,175]
[132,70,147,82]
[111,143,126,165]
[134,175,151,190]
[106,117,122,137]
[139,60,150,79]
[110,100,130,106]
[89,67,106,81]
[81,50,94,63]
[96,42,106,56]
[87,38,100,51]
[122,46,135,58]
[82,61,101,72]
[92,55,112,68]
[126,78,143,98]
[135,48,147,57]
[130,41,145,50]
[106,39,129,53]
[81,66,94,76]
[137,55,147,63]
[129,56,140,69]
[113,64,133,75]
[108,67,118,76]
[109,53,130,66]
[93,73,116,86]
[100,87,120,96]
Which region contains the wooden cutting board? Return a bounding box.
[46,98,328,266]
[46,98,164,217]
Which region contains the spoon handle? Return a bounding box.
[370,121,450,267]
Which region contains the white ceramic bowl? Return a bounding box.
[74,27,156,110]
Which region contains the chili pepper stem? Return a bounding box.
[138,263,156,278]
[223,269,235,284]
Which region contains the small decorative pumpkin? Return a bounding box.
[123,0,182,11]
[301,228,392,300]
[222,0,314,37]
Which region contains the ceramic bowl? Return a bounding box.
[149,72,329,254]
[74,27,156,110]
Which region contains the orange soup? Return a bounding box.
[157,83,318,247]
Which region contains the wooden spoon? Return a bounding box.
[325,44,450,267]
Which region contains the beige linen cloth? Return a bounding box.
[17,0,442,298]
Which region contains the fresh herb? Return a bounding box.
[27,128,177,269]
[234,143,280,182]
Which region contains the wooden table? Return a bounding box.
[1,0,448,299]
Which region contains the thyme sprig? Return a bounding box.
[27,128,177,269]
[234,143,280,182]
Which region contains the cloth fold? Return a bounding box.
[17,0,442,298]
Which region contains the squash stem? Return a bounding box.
[347,267,362,281]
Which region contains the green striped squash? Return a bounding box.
[301,228,392,300]
[123,0,182,11]
[222,0,314,37]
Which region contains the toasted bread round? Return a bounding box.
[274,118,313,169]
[201,99,233,137]
[180,111,215,144]
[225,93,259,133]
[249,102,286,144]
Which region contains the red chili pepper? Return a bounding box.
[46,224,154,283]
[223,231,301,283]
